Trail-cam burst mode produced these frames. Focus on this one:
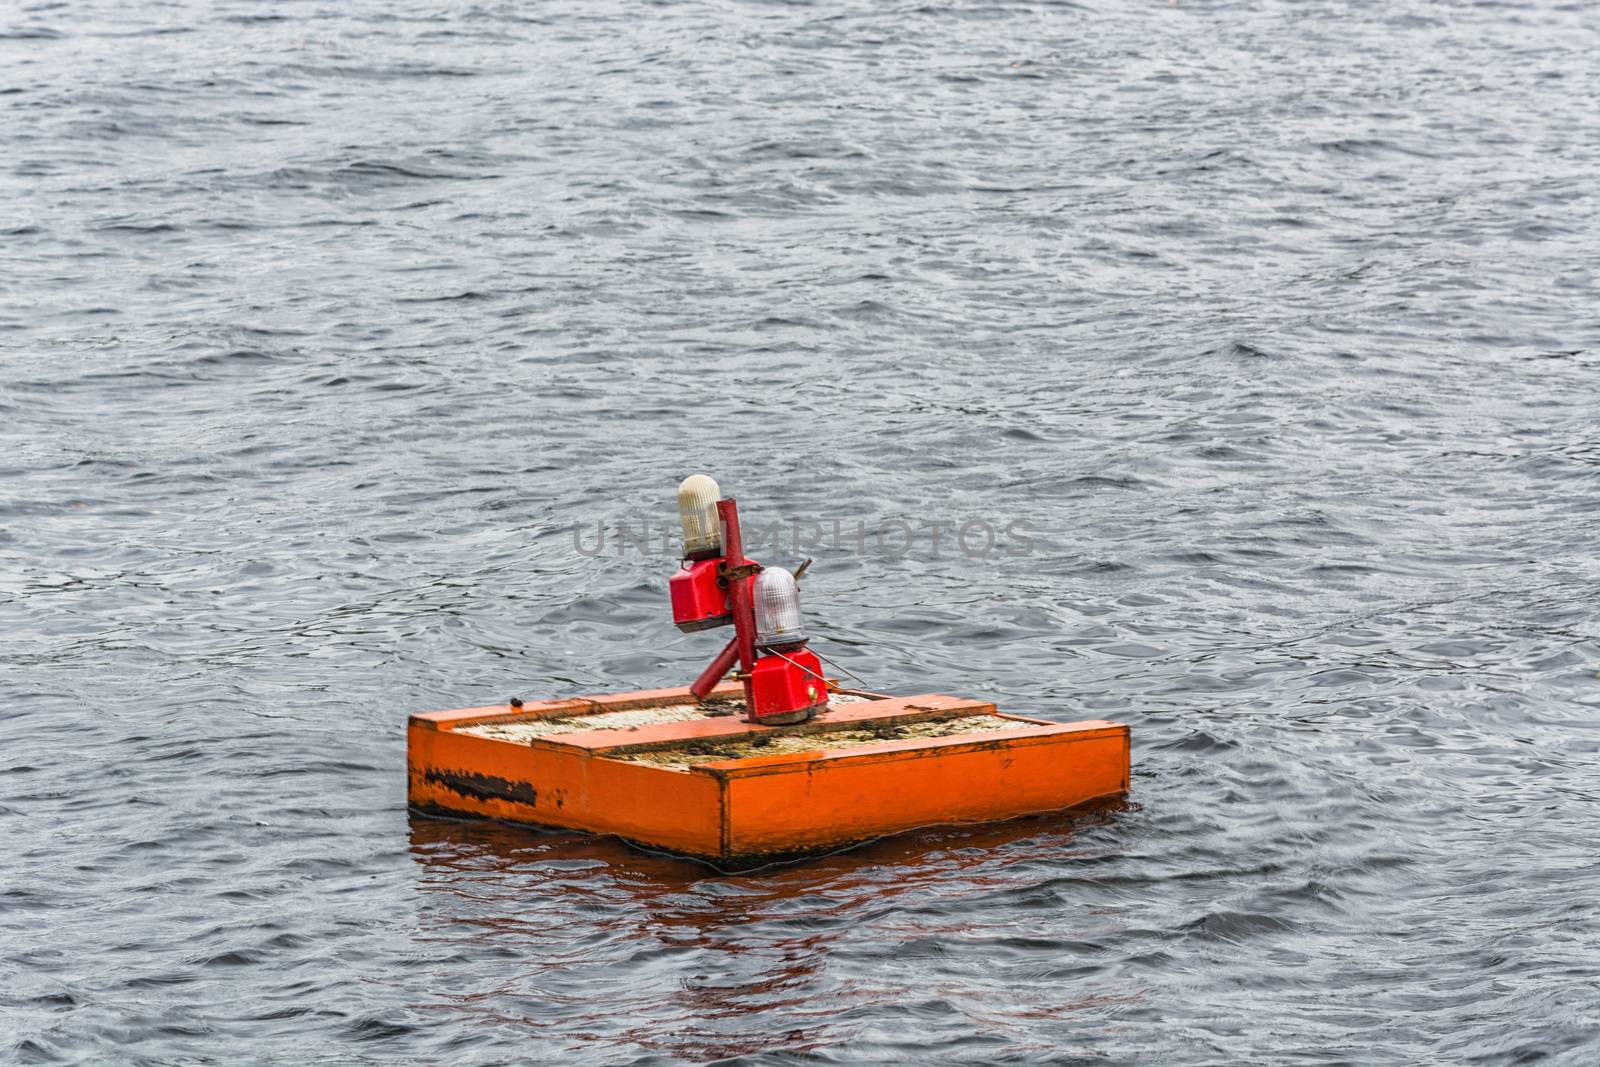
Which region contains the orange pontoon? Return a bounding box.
[408,683,1129,866]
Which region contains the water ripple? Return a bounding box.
[3,0,1599,1063]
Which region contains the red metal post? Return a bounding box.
[717,498,759,712]
[689,637,738,699]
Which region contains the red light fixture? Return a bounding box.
[749,567,825,724]
[669,475,731,633]
[674,476,826,725]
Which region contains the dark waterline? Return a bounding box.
[3,0,1598,1063]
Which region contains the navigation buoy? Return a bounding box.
[407,477,1130,866]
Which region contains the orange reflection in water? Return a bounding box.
[401,800,1137,1061]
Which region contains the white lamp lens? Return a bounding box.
[753,567,806,648]
[677,475,722,557]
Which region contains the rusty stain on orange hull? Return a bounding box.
[407,684,1130,866]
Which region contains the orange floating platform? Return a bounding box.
[408,684,1130,866]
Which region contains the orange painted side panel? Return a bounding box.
[722,724,1130,858]
[407,723,724,857]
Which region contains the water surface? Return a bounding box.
[3,0,1599,1063]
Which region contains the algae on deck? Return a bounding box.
[616,714,1017,770]
[459,694,872,744]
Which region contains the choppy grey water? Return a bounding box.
[4,0,1599,1063]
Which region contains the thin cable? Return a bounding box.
[767,647,830,684]
[807,643,873,690]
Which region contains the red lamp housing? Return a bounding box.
[670,475,732,633]
[670,558,731,632]
[750,646,826,722]
[747,565,826,723]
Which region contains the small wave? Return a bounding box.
[1183,910,1300,942]
[95,220,181,234]
[1071,474,1145,490]
[1316,137,1435,159]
